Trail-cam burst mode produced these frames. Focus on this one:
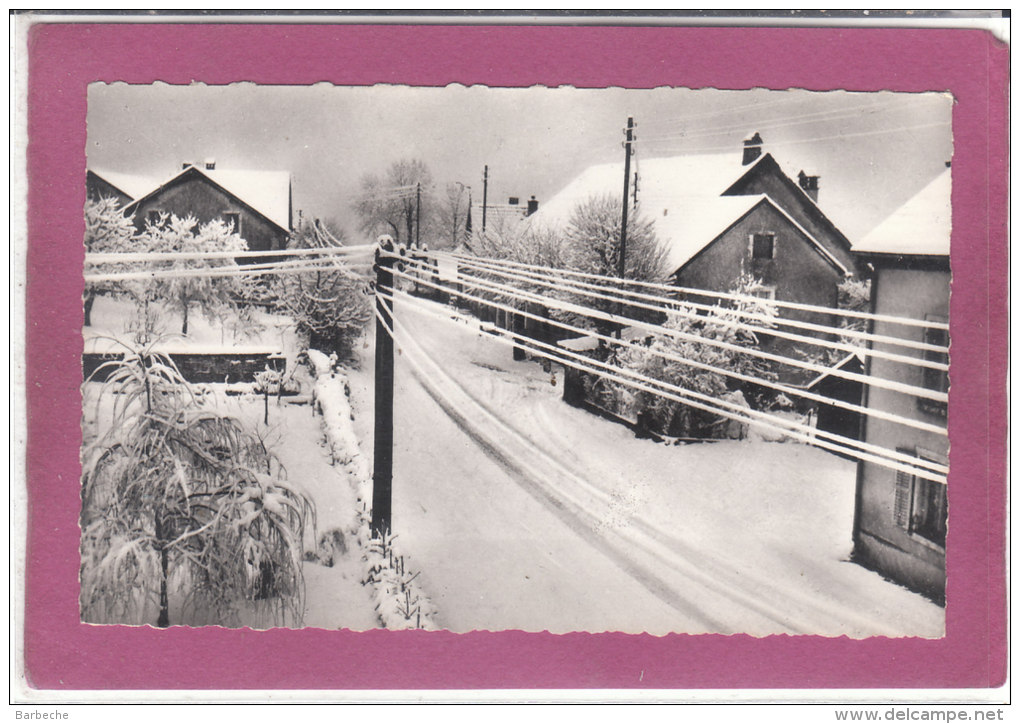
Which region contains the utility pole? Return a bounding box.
[482,165,489,233]
[616,117,635,340]
[415,182,421,248]
[371,236,396,538]
[618,116,634,281]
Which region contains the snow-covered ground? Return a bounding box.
[81,295,378,630]
[83,294,298,358]
[81,292,944,636]
[341,295,945,637]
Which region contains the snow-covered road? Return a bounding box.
[345,296,944,637]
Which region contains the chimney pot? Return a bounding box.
[797,170,820,202]
[742,132,763,166]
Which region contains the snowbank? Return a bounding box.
[307,349,437,631]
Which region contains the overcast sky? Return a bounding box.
[86,83,952,243]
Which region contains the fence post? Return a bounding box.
[372,235,396,538]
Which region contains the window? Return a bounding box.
[747,285,776,300]
[893,448,947,549]
[751,232,776,260]
[919,314,949,417]
[224,212,241,235]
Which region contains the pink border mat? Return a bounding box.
[23,23,1007,690]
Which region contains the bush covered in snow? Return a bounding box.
[274,222,372,361]
[80,342,315,628]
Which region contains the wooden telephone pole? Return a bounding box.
[371,236,396,538]
[618,116,634,280]
[482,165,489,233]
[415,182,421,248]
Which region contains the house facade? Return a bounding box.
[850,169,951,603]
[123,162,293,254]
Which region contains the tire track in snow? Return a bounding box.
[395,321,815,634]
[525,391,908,638]
[403,355,730,633]
[402,312,911,637]
[389,326,734,632]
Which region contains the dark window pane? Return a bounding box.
[752,233,775,260]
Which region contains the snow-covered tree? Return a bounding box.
[434,182,471,250]
[273,220,372,360]
[80,345,315,627]
[610,275,778,438]
[564,194,669,336]
[83,196,138,326]
[141,214,249,335]
[354,159,434,245]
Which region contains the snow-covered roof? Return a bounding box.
[529,152,849,275]
[200,167,292,231]
[89,168,160,201]
[853,169,951,257]
[126,165,293,232]
[528,152,770,271]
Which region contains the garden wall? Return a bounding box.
[83,351,286,384]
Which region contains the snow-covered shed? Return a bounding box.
[850,167,951,603]
[123,161,293,254]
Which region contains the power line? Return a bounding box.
[389,259,948,408]
[376,287,947,484]
[447,254,949,366]
[384,269,946,438]
[84,257,372,284]
[435,250,948,332]
[638,121,952,156]
[86,244,375,265]
[638,99,892,144]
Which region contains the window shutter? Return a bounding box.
[893,468,912,529]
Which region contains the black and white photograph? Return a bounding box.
[80,83,952,637]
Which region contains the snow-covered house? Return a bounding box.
[530,133,861,306]
[86,168,158,208]
[475,195,540,236]
[530,134,862,383]
[122,160,293,254]
[850,167,951,603]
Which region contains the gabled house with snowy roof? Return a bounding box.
[532,134,860,304]
[122,160,293,254]
[87,168,159,208]
[850,167,951,604]
[531,134,863,381]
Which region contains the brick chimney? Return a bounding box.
[742,132,763,165]
[797,170,820,202]
[205,158,216,170]
[527,195,539,216]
